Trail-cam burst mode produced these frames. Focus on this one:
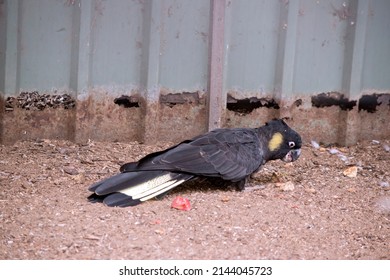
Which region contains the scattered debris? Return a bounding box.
[5,91,76,111]
[327,147,350,163]
[328,148,341,155]
[375,196,390,214]
[336,153,348,162]
[1,138,389,259]
[270,172,286,183]
[343,166,358,178]
[243,184,266,192]
[84,234,101,241]
[154,229,165,235]
[63,167,79,176]
[276,181,295,191]
[150,220,162,225]
[384,144,390,152]
[311,140,320,149]
[71,173,85,183]
[305,188,317,194]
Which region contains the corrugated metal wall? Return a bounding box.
[0,0,389,145]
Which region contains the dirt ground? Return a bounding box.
[1,137,389,260]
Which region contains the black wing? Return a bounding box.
[120,128,264,182]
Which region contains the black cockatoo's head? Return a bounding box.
[262,119,302,162]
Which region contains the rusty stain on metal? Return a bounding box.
[159,91,203,107]
[0,94,4,142]
[331,2,354,21]
[75,93,143,143]
[157,101,207,143]
[2,107,75,144]
[1,90,389,146]
[141,101,161,144]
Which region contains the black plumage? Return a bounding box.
[88,119,302,207]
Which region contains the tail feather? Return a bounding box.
[120,172,187,199]
[103,193,142,207]
[88,170,194,207]
[89,171,163,195]
[132,177,188,201]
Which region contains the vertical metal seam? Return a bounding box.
[4,0,20,96]
[342,0,370,145]
[207,0,225,131]
[73,0,94,142]
[75,0,94,95]
[348,0,369,98]
[141,0,162,143]
[279,0,299,106]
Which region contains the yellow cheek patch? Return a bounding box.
[268,132,283,151]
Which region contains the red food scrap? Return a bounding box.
[171,196,191,211]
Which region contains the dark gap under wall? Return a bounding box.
[311,92,356,111]
[292,99,303,107]
[358,93,390,113]
[226,95,280,114]
[114,95,140,108]
[311,92,390,113]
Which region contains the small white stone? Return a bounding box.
[311,140,320,149]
